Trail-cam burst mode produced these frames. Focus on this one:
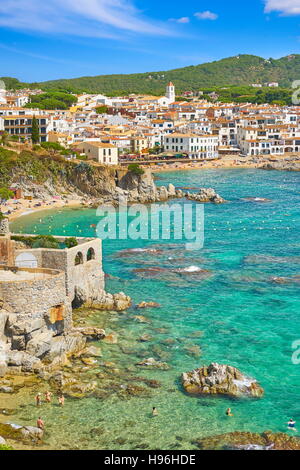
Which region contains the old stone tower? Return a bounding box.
[166,81,175,103]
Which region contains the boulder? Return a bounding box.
[76,327,105,341]
[0,386,13,393]
[81,346,102,358]
[0,310,8,342]
[193,431,300,451]
[103,333,118,344]
[182,363,264,398]
[187,188,226,204]
[7,318,44,336]
[168,183,176,197]
[158,186,169,201]
[26,330,53,358]
[0,436,6,445]
[136,357,170,370]
[137,301,161,309]
[139,334,153,342]
[0,422,43,442]
[93,291,131,311]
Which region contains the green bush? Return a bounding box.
[65,237,78,248]
[12,235,60,249]
[0,444,14,450]
[0,187,14,200]
[41,142,65,152]
[128,163,144,176]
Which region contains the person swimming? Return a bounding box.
[288,419,297,431]
[45,391,52,403]
[226,408,234,417]
[152,407,158,417]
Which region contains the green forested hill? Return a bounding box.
[2,54,300,95]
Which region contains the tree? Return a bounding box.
[31,116,40,144]
[0,132,9,146]
[0,187,14,201]
[95,105,109,114]
[128,163,144,176]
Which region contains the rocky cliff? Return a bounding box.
[1,150,225,205]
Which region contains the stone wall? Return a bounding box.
[0,266,72,360]
[0,218,9,236]
[0,235,15,266]
[14,238,105,307]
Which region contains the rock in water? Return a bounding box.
[187,188,225,204]
[182,363,263,398]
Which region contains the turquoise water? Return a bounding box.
[9,169,300,450]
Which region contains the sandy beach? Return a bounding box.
[148,155,262,173]
[1,198,84,222]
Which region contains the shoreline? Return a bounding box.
[6,156,300,224]
[5,199,84,223]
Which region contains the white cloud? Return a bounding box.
[0,0,173,38]
[194,11,218,21]
[265,0,300,15]
[169,17,190,24]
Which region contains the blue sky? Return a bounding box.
[1,0,300,82]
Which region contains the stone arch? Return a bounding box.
[75,252,84,266]
[15,252,38,268]
[87,247,95,262]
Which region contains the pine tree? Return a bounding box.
[31,116,40,144]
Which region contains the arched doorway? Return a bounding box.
[15,252,38,268]
[87,248,95,261]
[75,252,84,265]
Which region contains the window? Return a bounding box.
[75,252,84,265]
[87,248,95,261]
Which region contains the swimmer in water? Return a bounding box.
[45,391,52,403]
[226,408,234,417]
[287,419,297,431]
[152,407,158,417]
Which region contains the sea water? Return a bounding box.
[8,169,300,450]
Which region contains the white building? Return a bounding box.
[162,133,219,159]
[76,141,119,165]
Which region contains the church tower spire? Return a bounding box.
[166,81,175,103]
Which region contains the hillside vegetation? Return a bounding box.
[2,54,300,96]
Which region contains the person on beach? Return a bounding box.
[35,393,42,406]
[152,407,158,417]
[45,391,52,403]
[226,408,234,417]
[37,417,45,431]
[287,419,297,431]
[58,395,65,407]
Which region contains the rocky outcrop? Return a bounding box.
[193,431,300,451]
[136,357,170,370]
[186,188,225,204]
[182,363,264,398]
[0,218,9,236]
[91,291,131,311]
[137,301,161,309]
[75,327,106,341]
[0,422,43,442]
